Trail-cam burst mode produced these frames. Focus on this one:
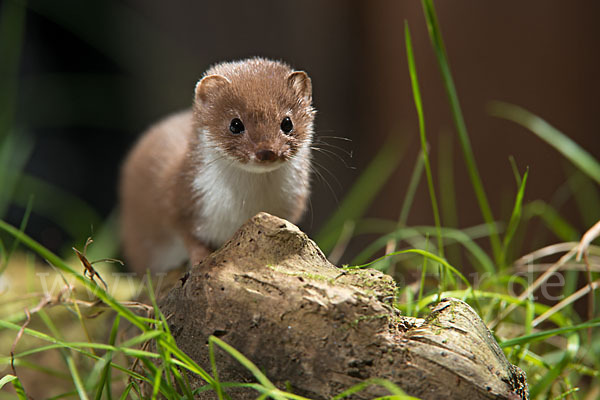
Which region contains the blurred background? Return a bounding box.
[2,0,600,265]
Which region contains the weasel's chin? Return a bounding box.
[236,160,284,173]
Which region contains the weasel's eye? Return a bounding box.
[280,117,294,134]
[229,118,245,134]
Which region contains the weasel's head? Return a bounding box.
[192,58,315,173]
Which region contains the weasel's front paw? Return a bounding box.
[188,243,212,266]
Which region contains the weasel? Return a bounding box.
[119,57,315,274]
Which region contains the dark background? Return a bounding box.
[5,0,600,262]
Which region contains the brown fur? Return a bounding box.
[192,58,314,164]
[119,58,315,274]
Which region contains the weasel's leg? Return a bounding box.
[182,233,212,266]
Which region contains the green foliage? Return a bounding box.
[0,224,420,398]
[0,375,26,399]
[404,21,444,259]
[489,101,600,185]
[421,0,502,264]
[1,0,599,398]
[316,0,599,397]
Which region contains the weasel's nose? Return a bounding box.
[255,149,277,162]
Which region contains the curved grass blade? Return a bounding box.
[331,378,416,399]
[0,131,34,219]
[94,315,120,400]
[500,317,600,348]
[405,21,444,258]
[421,0,501,264]
[523,200,580,242]
[0,219,145,330]
[566,168,600,227]
[0,374,27,399]
[118,382,135,400]
[352,225,495,274]
[439,133,461,266]
[352,248,470,289]
[0,220,220,391]
[0,194,33,274]
[12,173,102,244]
[66,353,90,400]
[399,149,425,228]
[208,336,286,400]
[375,147,425,272]
[499,168,528,269]
[208,338,224,400]
[489,101,600,185]
[529,332,579,398]
[195,382,312,400]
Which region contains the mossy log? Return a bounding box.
[158,213,528,399]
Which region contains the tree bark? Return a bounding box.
[158,213,528,399]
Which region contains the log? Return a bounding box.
[158,213,528,399]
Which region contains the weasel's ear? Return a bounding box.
[287,71,312,103]
[195,74,231,103]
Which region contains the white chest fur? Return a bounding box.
[191,136,309,247]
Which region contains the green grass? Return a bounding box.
[489,101,600,186]
[421,0,502,265]
[0,223,417,399]
[404,21,444,260]
[1,0,600,398]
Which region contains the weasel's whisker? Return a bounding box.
[311,146,348,166]
[313,142,353,158]
[310,146,337,161]
[309,164,339,205]
[312,159,343,190]
[312,138,353,159]
[315,134,352,142]
[310,158,344,203]
[311,146,356,170]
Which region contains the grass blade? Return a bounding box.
[499,168,529,269]
[0,374,27,399]
[405,21,444,258]
[12,173,102,246]
[209,336,286,400]
[352,248,470,289]
[399,149,425,226]
[523,200,580,242]
[66,353,90,400]
[489,101,600,185]
[0,219,146,331]
[0,131,34,218]
[0,194,33,273]
[208,338,224,400]
[500,317,600,348]
[529,333,579,398]
[94,315,120,400]
[118,382,135,400]
[331,378,415,399]
[373,149,425,271]
[566,167,600,227]
[352,224,495,274]
[438,133,461,266]
[421,0,501,264]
